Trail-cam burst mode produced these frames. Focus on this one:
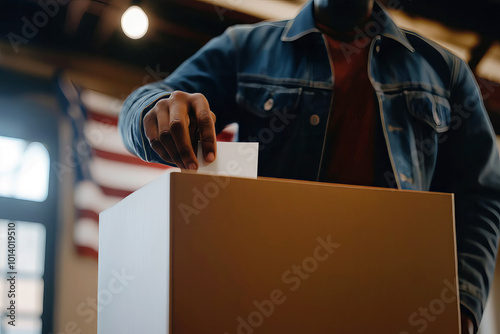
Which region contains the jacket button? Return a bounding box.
[310,114,320,126]
[376,45,381,53]
[264,98,274,111]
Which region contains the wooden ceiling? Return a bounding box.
[2,0,500,71]
[1,0,499,131]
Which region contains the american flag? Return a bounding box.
[57,75,236,258]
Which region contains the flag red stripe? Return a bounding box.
[100,185,133,198]
[217,131,235,142]
[76,245,99,259]
[93,148,171,170]
[87,110,118,125]
[78,209,99,223]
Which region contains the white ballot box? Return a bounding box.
[98,171,460,334]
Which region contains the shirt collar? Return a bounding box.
[280,0,415,53]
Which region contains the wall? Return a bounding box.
[54,119,99,334]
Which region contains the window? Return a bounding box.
[0,135,50,334]
[0,137,50,202]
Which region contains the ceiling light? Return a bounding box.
[121,5,149,39]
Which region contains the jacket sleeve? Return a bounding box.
[435,57,500,331]
[118,27,239,164]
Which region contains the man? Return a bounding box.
[119,0,500,332]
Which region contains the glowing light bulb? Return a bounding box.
[121,5,149,39]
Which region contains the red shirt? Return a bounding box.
[321,33,377,186]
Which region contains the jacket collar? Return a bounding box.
[281,0,415,52]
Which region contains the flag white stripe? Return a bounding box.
[89,156,175,191]
[75,180,122,213]
[81,90,122,116]
[74,218,99,250]
[84,120,131,156]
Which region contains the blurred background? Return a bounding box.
[0,0,499,333]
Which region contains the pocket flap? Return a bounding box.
[236,83,302,117]
[405,90,450,133]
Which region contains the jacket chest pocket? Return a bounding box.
[236,83,303,118]
[398,90,452,190]
[405,90,451,133]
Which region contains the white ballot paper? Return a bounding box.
[195,141,259,178]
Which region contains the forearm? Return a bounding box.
[119,27,238,164]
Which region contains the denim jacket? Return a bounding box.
[119,1,500,328]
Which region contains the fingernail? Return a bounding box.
[206,152,215,162]
[189,163,197,170]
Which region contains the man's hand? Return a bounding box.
[461,310,475,334]
[143,91,217,169]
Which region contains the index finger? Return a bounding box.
[168,98,199,170]
[190,94,216,163]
